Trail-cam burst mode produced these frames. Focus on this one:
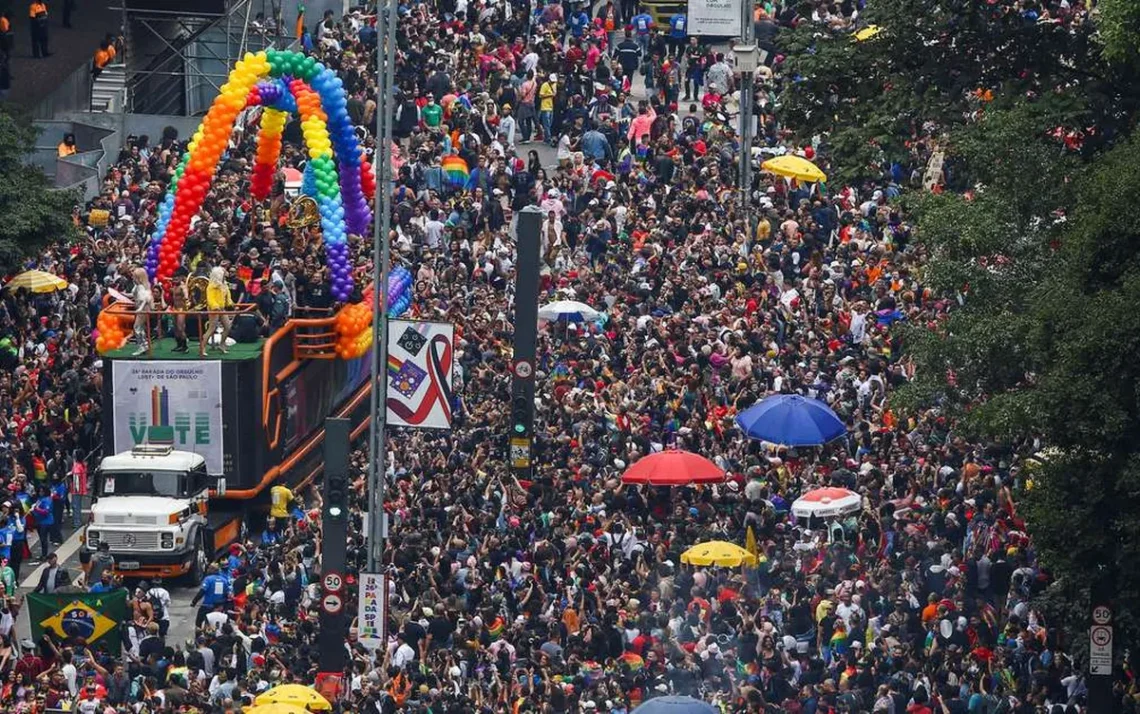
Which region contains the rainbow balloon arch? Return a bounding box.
[145,49,377,303]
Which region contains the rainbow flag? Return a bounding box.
[581,661,603,683]
[441,155,469,187]
[620,652,644,672]
[32,457,46,481]
[487,616,505,639]
[830,630,848,652]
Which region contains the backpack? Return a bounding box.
[147,590,166,620]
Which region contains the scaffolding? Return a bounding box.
[116,0,300,116]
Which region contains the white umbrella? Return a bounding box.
[791,487,862,519]
[538,300,602,323]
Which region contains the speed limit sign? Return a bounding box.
[513,360,534,379]
[323,572,344,592]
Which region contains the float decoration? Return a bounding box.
[144,49,373,303]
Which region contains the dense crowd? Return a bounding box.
[0,0,1108,712]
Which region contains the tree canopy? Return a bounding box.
[779,0,1140,183]
[780,0,1140,653]
[0,111,80,273]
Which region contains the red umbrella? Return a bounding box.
[621,450,726,486]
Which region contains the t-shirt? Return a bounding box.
[421,103,443,128]
[632,13,653,34]
[669,14,687,38]
[269,485,293,519]
[539,81,556,112]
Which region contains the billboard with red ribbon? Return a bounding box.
[386,320,455,430]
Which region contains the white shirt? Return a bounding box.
[205,611,229,629]
[393,642,416,668]
[147,587,172,621]
[62,662,78,695]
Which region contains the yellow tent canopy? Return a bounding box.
[761,155,828,183]
[244,705,313,714]
[4,270,69,293]
[681,541,758,568]
[254,684,332,711]
[854,25,882,41]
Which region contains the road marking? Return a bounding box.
[20,528,85,590]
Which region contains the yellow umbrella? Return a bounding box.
[244,705,312,714]
[5,270,69,293]
[761,155,828,183]
[854,25,882,41]
[681,541,758,568]
[254,684,332,711]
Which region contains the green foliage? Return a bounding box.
[897,113,1140,640]
[1096,0,1140,68]
[778,0,1140,181]
[0,111,79,272]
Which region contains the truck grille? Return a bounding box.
[101,515,160,526]
[99,531,160,550]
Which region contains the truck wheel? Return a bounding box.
[188,535,208,584]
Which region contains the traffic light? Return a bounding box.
[326,471,347,519]
[511,395,530,437]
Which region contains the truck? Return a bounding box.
[85,444,238,581]
[84,305,373,582]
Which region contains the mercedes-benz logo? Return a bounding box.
[122,533,136,546]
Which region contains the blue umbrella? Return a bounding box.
[735,394,846,446]
[632,696,719,714]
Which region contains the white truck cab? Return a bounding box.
[85,445,215,582]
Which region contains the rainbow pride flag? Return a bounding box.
[620,652,644,672]
[487,616,505,639]
[442,155,469,187]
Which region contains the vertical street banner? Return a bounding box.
[357,572,386,650]
[386,320,455,430]
[688,0,743,36]
[111,361,225,474]
[28,589,128,651]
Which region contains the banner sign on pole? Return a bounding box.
[386,320,455,430]
[112,361,224,474]
[688,0,743,36]
[358,572,386,650]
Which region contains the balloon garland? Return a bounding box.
[334,266,414,359]
[144,49,376,303]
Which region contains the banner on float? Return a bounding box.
[112,361,224,474]
[358,573,386,650]
[688,0,743,36]
[386,320,454,430]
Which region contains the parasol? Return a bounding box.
[791,487,862,519]
[761,155,828,183]
[620,450,725,486]
[5,270,69,294]
[680,541,758,568]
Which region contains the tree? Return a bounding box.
[778,0,1140,183]
[0,110,80,272]
[894,104,1140,647]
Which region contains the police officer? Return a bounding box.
[190,564,231,627]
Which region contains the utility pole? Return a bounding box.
[366,0,398,581]
[736,0,756,234]
[508,208,542,482]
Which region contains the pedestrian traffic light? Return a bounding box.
[511,396,530,437]
[326,471,347,519]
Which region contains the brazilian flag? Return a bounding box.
[27,589,128,651]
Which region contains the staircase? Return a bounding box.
[91,63,128,113]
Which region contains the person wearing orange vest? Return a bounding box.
[92,39,113,77]
[57,133,76,158]
[28,0,49,59]
[0,12,12,59]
